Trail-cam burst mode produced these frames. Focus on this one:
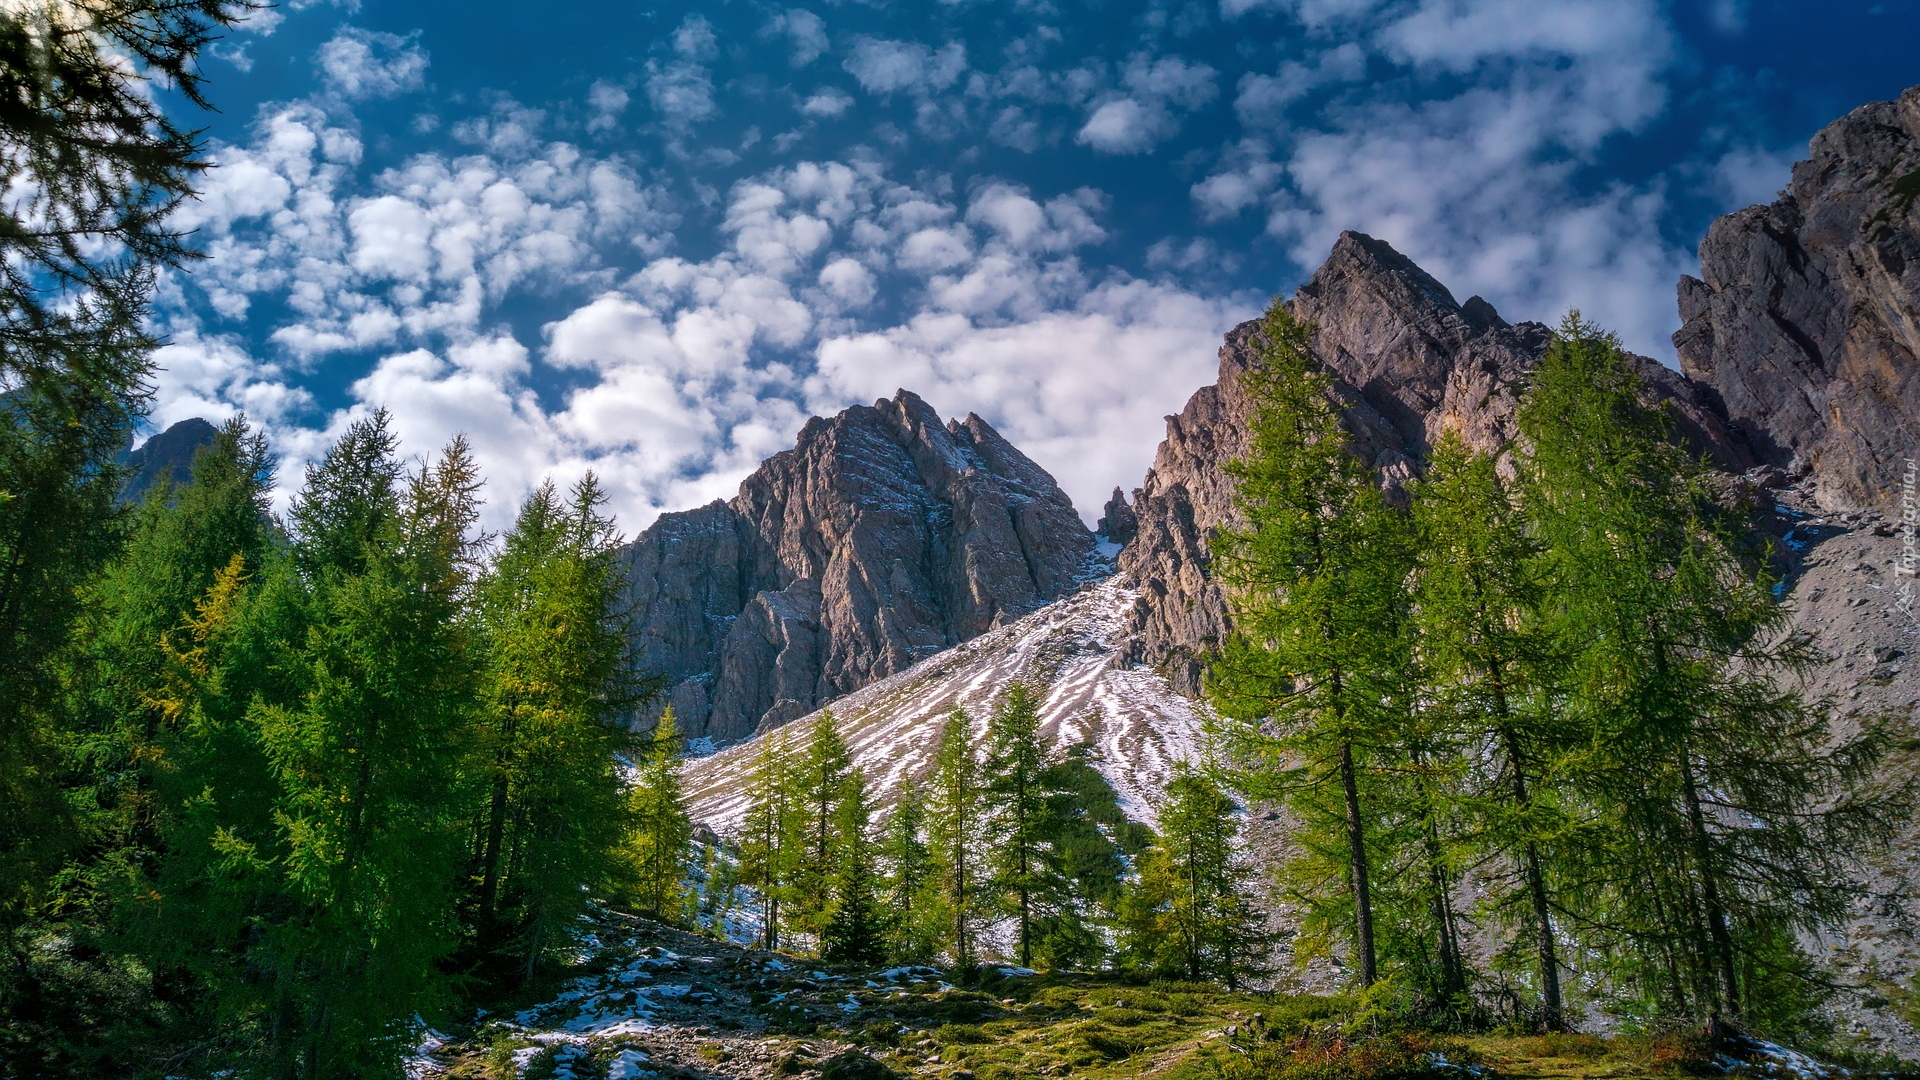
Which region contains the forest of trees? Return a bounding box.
[1207,301,1906,1040]
[0,1,1905,1076]
[718,690,1256,984]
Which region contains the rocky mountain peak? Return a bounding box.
[1117,230,1755,693]
[1675,83,1920,511]
[621,389,1096,743]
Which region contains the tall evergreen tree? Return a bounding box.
[983,683,1058,968]
[1120,768,1267,988]
[1207,299,1414,989]
[625,709,693,924]
[738,732,801,951]
[467,475,647,978]
[821,769,884,966]
[1410,432,1571,1028]
[239,416,486,1077]
[881,786,936,965]
[1517,315,1901,1029]
[792,710,852,937]
[0,0,258,937]
[925,705,987,969]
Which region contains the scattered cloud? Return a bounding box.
[844,38,968,96]
[763,8,829,68]
[316,28,428,100]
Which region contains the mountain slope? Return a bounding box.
[680,575,1206,831]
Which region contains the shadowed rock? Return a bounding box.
[1675,83,1920,511]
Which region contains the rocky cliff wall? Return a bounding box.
[620,389,1097,742]
[1676,84,1920,511]
[1117,230,1752,693]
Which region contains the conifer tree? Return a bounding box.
[1410,432,1571,1028]
[1120,768,1266,988]
[1207,299,1414,989]
[242,417,485,1076]
[625,709,693,924]
[467,473,644,979]
[1517,315,1901,1029]
[792,710,852,936]
[1031,744,1141,970]
[925,705,987,969]
[983,683,1059,968]
[881,786,936,964]
[821,769,884,966]
[1,0,255,938]
[739,732,801,951]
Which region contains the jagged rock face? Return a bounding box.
[1676,83,1920,511]
[1118,231,1753,692]
[1096,486,1137,546]
[620,390,1096,743]
[120,417,218,501]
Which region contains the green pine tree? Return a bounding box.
[738,732,801,951]
[880,786,936,965]
[925,705,987,969]
[792,710,852,937]
[1518,315,1902,1031]
[1120,768,1267,988]
[1410,432,1572,1028]
[625,709,693,924]
[1207,299,1414,989]
[468,474,650,978]
[821,769,884,966]
[983,683,1059,968]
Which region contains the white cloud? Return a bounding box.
[1191,0,1691,360]
[587,81,630,134]
[843,38,967,95]
[800,87,855,117]
[1076,53,1218,155]
[1234,42,1365,127]
[1077,99,1156,154]
[316,28,428,101]
[763,8,829,67]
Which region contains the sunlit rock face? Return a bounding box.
[620,389,1096,742]
[1676,83,1920,512]
[1115,229,1751,694]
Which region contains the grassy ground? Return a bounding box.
[419,916,1916,1080]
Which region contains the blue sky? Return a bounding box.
[150,0,1920,531]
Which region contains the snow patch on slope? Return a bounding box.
[680,576,1209,833]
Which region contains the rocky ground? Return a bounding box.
[407,912,1276,1080]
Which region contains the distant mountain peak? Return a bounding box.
[622,391,1096,742]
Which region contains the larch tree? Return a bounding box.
[625,708,693,925]
[1121,767,1267,988]
[820,769,884,966]
[881,784,935,964]
[1410,432,1572,1029]
[1518,315,1902,1031]
[738,732,801,951]
[469,474,649,978]
[925,705,987,969]
[1207,299,1414,989]
[0,0,253,936]
[983,682,1057,969]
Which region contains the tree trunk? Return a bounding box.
[1681,756,1740,1021]
[1340,740,1378,986]
[1497,721,1565,1029]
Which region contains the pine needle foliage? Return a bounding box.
[1207,299,1414,989]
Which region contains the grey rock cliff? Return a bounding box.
[1118,231,1752,693]
[1675,83,1920,511]
[621,390,1096,742]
